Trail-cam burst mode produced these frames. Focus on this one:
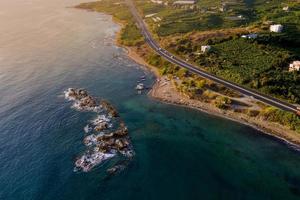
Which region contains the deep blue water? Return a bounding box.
[1,0,300,199]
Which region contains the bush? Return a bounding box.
[246,109,260,117]
[214,96,232,109]
[260,107,300,132]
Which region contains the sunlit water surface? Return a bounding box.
[1,0,300,199]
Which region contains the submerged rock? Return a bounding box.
[106,164,125,175]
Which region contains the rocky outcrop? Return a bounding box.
[65,88,100,111]
[100,100,120,117]
[65,88,134,174]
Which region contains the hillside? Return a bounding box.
[136,0,300,104]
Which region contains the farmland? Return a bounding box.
[136,0,300,103]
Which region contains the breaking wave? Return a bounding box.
[64,88,134,175]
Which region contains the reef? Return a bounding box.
[64,88,134,174]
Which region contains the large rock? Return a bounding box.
[78,89,88,98]
[94,122,108,131]
[100,100,120,117]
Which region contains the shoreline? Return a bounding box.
[149,77,300,151]
[121,44,300,150]
[102,13,300,149]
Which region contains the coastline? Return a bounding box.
[104,13,300,148]
[148,76,300,149]
[120,43,300,149]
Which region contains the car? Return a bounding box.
[158,48,161,50]
[170,56,174,58]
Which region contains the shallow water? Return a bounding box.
[1,0,300,200]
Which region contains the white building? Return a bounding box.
[201,45,211,53]
[151,0,163,4]
[241,33,258,39]
[283,6,290,11]
[173,0,196,5]
[289,61,300,72]
[219,3,228,12]
[270,24,283,33]
[145,13,157,18]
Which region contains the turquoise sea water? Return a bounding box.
[1,0,300,199]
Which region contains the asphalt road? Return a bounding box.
[126,0,299,114]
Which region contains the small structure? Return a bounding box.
[289,61,300,72]
[219,3,228,12]
[151,0,163,4]
[241,33,258,39]
[145,13,157,18]
[156,17,162,21]
[136,83,145,90]
[283,6,290,12]
[201,45,211,53]
[173,0,196,5]
[270,24,283,33]
[226,15,245,21]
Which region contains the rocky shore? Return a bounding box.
[64,88,134,174]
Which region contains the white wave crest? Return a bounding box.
[75,151,116,172]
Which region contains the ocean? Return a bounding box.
[1,0,300,199]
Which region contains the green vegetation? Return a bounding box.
[134,0,300,107]
[135,0,300,36]
[260,107,300,132]
[135,0,249,36]
[170,36,300,104]
[120,22,144,46]
[256,1,300,44]
[214,96,232,109]
[161,0,300,104]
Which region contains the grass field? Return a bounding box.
[169,36,300,103]
[138,0,300,103]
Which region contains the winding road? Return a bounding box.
[126,0,299,114]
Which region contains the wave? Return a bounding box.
[84,124,92,134]
[64,88,134,174]
[64,88,102,113]
[75,151,116,172]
